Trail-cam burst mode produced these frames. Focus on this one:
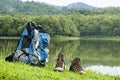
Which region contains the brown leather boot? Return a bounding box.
[69,57,85,74]
[54,53,65,72]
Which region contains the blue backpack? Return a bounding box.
[39,33,50,62]
[6,22,50,65]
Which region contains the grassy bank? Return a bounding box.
[0,60,119,80]
[0,36,20,40]
[0,36,80,41]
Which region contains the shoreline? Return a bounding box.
[1,36,120,41]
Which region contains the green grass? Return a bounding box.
[0,60,119,80]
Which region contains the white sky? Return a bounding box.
[21,0,120,8]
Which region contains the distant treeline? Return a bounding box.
[0,0,120,15]
[0,14,120,37]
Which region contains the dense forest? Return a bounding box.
[0,0,120,37]
[0,14,120,37]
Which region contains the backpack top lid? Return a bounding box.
[26,21,37,35]
[36,25,46,33]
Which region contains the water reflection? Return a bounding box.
[49,39,120,76]
[0,39,18,59]
[49,39,120,66]
[86,65,120,76]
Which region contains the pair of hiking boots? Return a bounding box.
[54,53,86,74]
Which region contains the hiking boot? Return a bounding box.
[54,53,65,72]
[69,57,85,74]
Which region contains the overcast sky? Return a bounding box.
[21,0,120,8]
